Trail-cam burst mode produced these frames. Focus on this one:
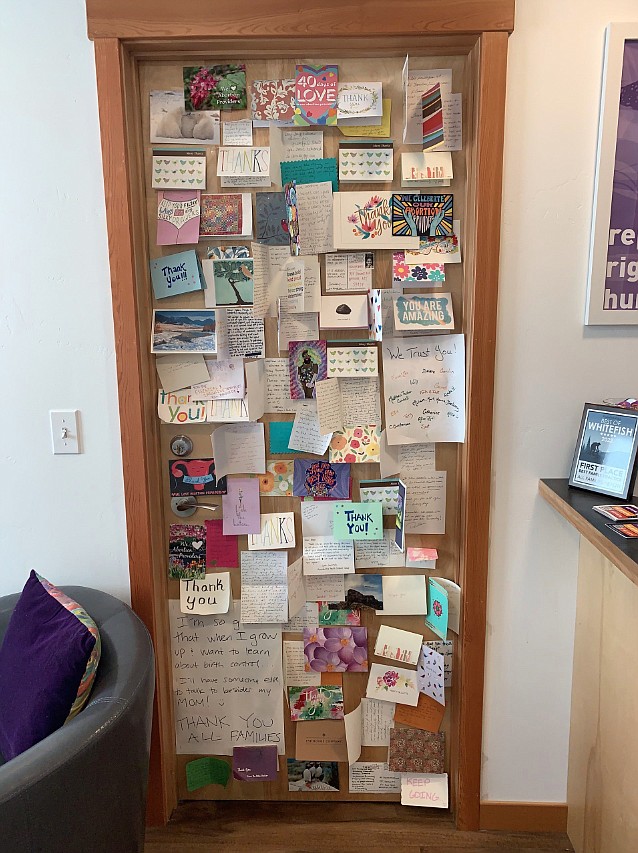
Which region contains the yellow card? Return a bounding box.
[338,98,392,138]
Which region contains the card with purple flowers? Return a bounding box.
[303,626,368,673]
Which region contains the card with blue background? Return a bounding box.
[150,250,205,299]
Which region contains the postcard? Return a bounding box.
[289,685,344,721]
[222,119,253,146]
[401,773,448,808]
[199,193,252,238]
[329,426,381,464]
[326,344,378,378]
[337,82,383,124]
[287,759,339,792]
[183,64,247,111]
[259,460,294,496]
[168,523,206,579]
[280,158,338,192]
[302,536,354,576]
[156,354,209,393]
[325,253,373,292]
[359,480,399,515]
[381,575,427,616]
[394,693,445,734]
[251,79,296,124]
[388,728,445,773]
[180,572,231,616]
[149,250,204,300]
[304,626,368,673]
[152,149,206,190]
[205,519,239,569]
[393,293,454,332]
[402,152,453,183]
[210,258,254,307]
[333,192,419,251]
[320,294,369,330]
[294,64,338,126]
[422,83,445,151]
[339,97,391,138]
[222,478,261,535]
[289,340,327,400]
[240,550,288,624]
[425,578,449,640]
[150,90,220,145]
[391,193,454,238]
[392,252,446,285]
[248,511,296,550]
[594,504,638,520]
[255,192,289,245]
[366,663,419,706]
[168,457,227,497]
[232,746,278,782]
[152,310,216,354]
[417,644,445,705]
[293,460,350,499]
[338,142,393,182]
[345,574,383,610]
[374,625,423,666]
[607,521,638,538]
[157,190,201,245]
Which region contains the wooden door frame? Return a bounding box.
[86,0,513,830]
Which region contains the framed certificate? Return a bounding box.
[569,403,638,499]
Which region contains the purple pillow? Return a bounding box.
[0,571,97,760]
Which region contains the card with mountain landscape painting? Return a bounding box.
[151,310,217,354]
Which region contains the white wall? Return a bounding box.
[2,0,638,803]
[483,0,638,802]
[0,0,129,601]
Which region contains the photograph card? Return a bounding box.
[183,64,247,111]
[150,89,220,145]
[168,523,206,580]
[152,310,216,354]
[568,404,638,499]
[287,760,339,792]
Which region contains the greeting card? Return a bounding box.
[329,426,381,464]
[320,295,369,330]
[416,644,445,705]
[294,64,338,126]
[392,252,445,285]
[205,519,239,569]
[338,97,392,138]
[391,193,453,238]
[318,604,361,626]
[212,258,254,306]
[183,64,247,111]
[359,480,400,515]
[333,502,383,540]
[303,627,368,672]
[333,192,419,251]
[289,686,344,721]
[150,89,220,145]
[288,340,327,400]
[365,663,419,706]
[168,458,227,497]
[258,460,294,496]
[401,152,453,183]
[152,149,206,190]
[157,190,201,245]
[168,523,206,579]
[338,142,393,182]
[199,193,252,238]
[345,575,383,610]
[425,578,449,640]
[422,83,445,151]
[326,345,378,377]
[393,293,455,332]
[388,728,445,772]
[255,192,289,245]
[149,250,205,300]
[293,460,351,499]
[248,511,296,550]
[375,625,423,665]
[232,746,279,782]
[251,79,296,123]
[336,82,383,125]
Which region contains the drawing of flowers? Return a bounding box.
[303,627,368,672]
[259,472,275,493]
[376,669,414,692]
[428,267,446,281]
[393,262,409,280]
[433,600,443,618]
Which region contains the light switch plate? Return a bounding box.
[50,410,81,454]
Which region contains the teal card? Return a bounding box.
[280,158,338,192]
[425,578,448,640]
[149,249,204,300]
[333,501,383,540]
[269,421,294,454]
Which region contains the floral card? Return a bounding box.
[294,64,338,126]
[293,460,351,499]
[183,64,247,111]
[168,523,206,580]
[329,426,381,464]
[333,192,419,250]
[392,251,445,284]
[304,627,368,673]
[288,340,327,400]
[318,603,361,626]
[365,663,419,706]
[393,293,455,332]
[391,193,454,238]
[289,685,344,721]
[337,82,383,125]
[258,460,294,496]
[425,578,449,640]
[338,142,393,182]
[326,345,378,377]
[388,728,445,772]
[152,149,206,190]
[251,79,296,123]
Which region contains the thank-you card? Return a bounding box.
[149,250,205,299]
[333,192,419,251]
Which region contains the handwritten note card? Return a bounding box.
[248,512,296,550]
[211,423,266,478]
[240,551,289,623]
[382,334,465,444]
[361,698,395,746]
[179,572,231,615]
[169,599,285,754]
[288,402,332,455]
[302,536,355,576]
[401,774,448,808]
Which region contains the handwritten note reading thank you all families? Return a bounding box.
[382,334,465,445]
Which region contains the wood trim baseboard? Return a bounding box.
[480,801,568,832]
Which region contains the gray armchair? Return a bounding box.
[0,586,155,853]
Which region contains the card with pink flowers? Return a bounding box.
[303,626,368,673]
[329,426,381,464]
[365,662,419,706]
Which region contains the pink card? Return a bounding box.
[205,519,239,569]
[222,478,261,535]
[157,190,201,245]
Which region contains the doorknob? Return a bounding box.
[170,497,220,518]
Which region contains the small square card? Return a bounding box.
[200,193,252,238]
[320,295,369,330]
[183,64,247,111]
[289,340,327,400]
[345,574,383,611]
[303,627,368,673]
[150,90,220,145]
[152,149,206,190]
[168,458,227,497]
[212,258,254,306]
[333,501,383,540]
[326,344,378,377]
[338,142,393,182]
[366,663,419,706]
[388,728,445,773]
[391,193,453,238]
[149,250,204,300]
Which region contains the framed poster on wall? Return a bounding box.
[586,23,638,325]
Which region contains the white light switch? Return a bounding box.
[50,410,81,454]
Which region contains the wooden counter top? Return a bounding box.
[539,478,638,587]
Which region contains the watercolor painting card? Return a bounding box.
[157,190,201,245]
[416,644,445,705]
[329,426,381,464]
[289,685,344,721]
[287,759,339,792]
[248,511,296,550]
[150,89,220,145]
[293,460,351,499]
[251,79,296,125]
[183,64,247,111]
[333,192,419,251]
[392,251,446,285]
[391,193,454,238]
[338,142,393,182]
[212,258,254,306]
[152,149,206,190]
[318,603,361,626]
[168,457,227,497]
[388,728,445,772]
[337,82,383,125]
[151,310,216,354]
[366,663,419,706]
[294,64,338,126]
[374,625,423,666]
[345,574,383,610]
[221,477,261,535]
[326,344,378,377]
[304,626,368,673]
[149,250,205,300]
[255,192,289,245]
[168,523,206,579]
[288,340,327,400]
[402,152,453,183]
[320,294,369,330]
[199,193,252,239]
[393,293,455,332]
[259,460,294,496]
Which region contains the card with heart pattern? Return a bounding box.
[326,345,379,377]
[359,482,400,515]
[152,149,207,190]
[338,142,393,182]
[168,523,206,579]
